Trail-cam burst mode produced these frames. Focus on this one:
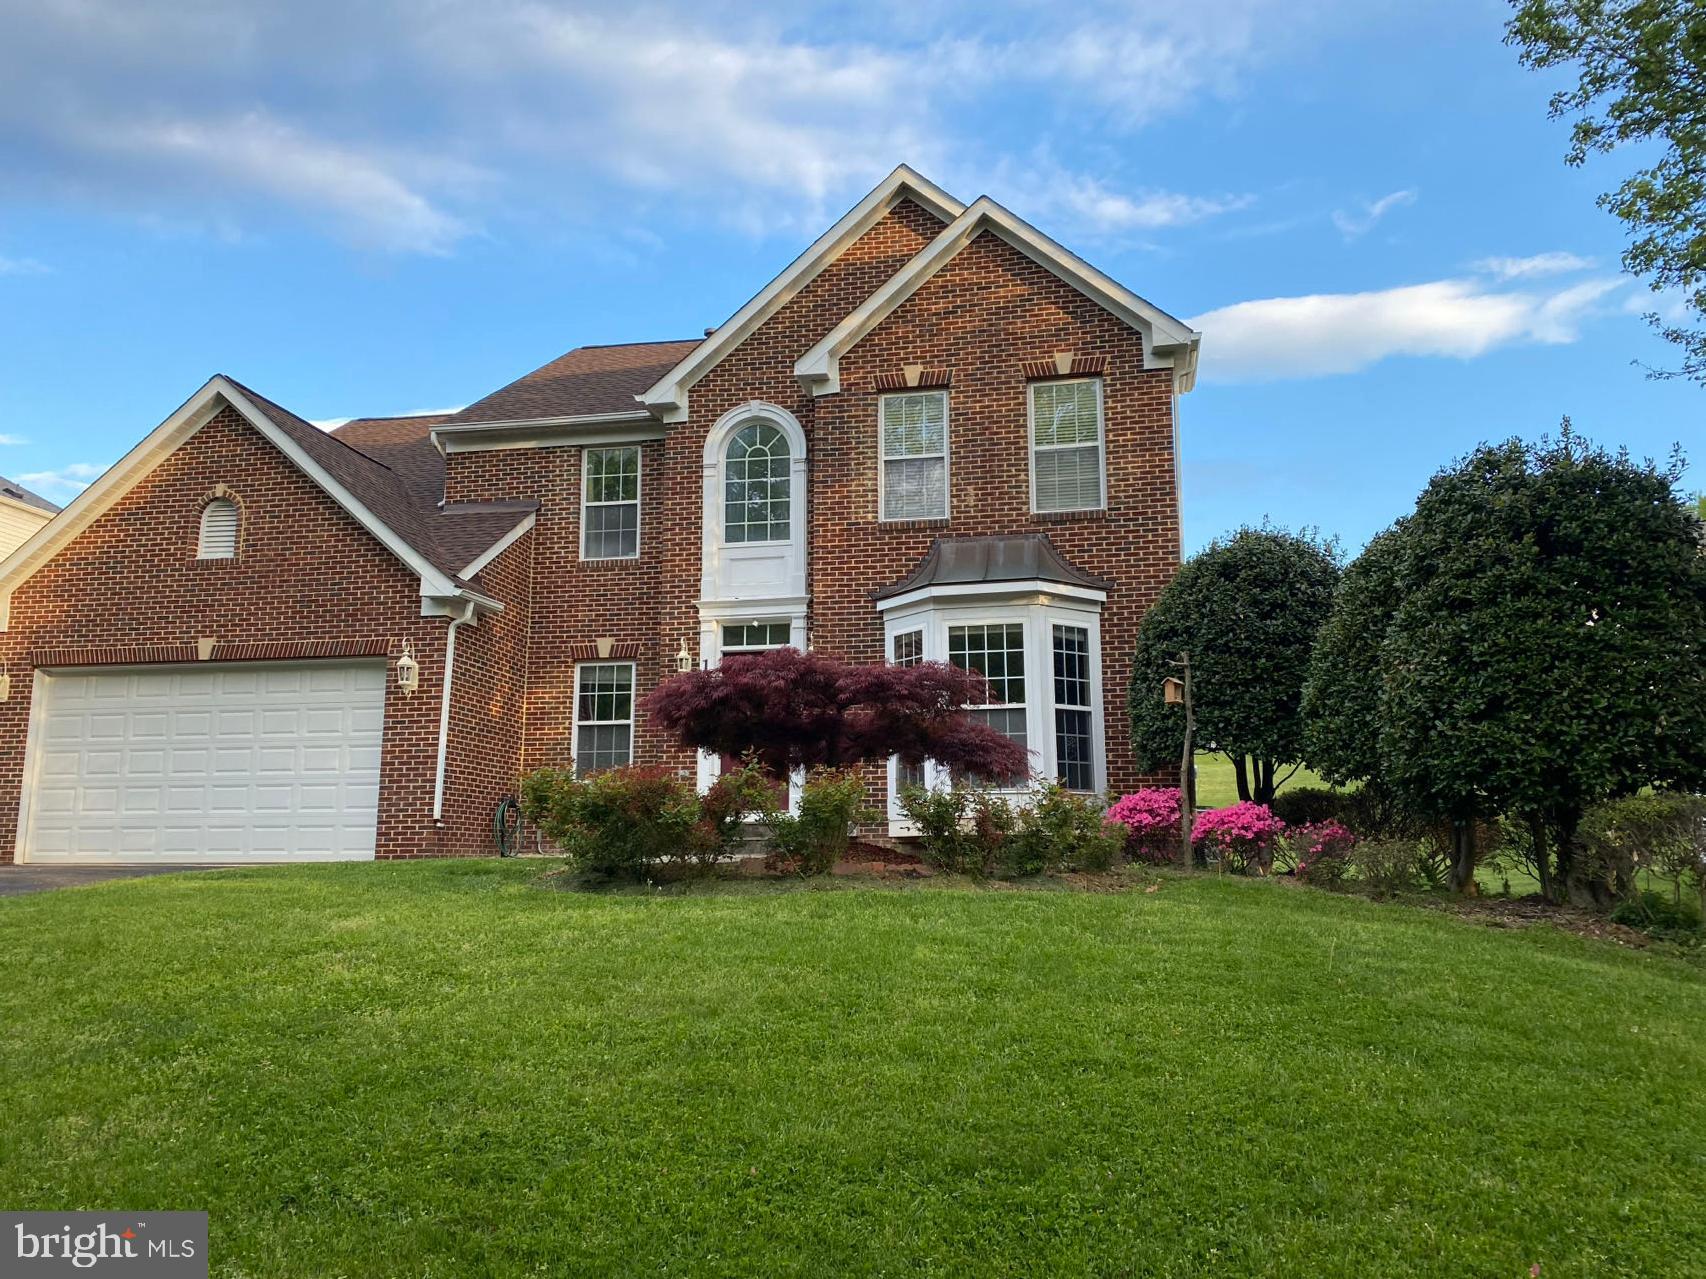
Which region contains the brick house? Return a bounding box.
[0,166,1199,864]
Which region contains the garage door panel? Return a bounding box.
[24,661,385,863]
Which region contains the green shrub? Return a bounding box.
[1582,792,1706,911]
[1269,787,1349,828]
[1610,889,1704,944]
[1002,784,1123,876]
[685,761,774,875]
[519,766,699,880]
[899,785,1021,876]
[764,770,873,877]
[1351,838,1425,897]
[1281,820,1356,887]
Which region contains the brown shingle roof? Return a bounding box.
[227,384,533,583]
[873,534,1112,601]
[441,339,702,426]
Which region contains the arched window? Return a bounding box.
[197,497,240,559]
[723,422,791,543]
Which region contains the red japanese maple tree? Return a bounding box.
[641,646,1031,781]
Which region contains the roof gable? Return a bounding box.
[795,196,1202,396]
[638,165,964,422]
[0,378,520,620]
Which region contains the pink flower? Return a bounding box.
[1191,802,1286,872]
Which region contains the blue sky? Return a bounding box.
[0,0,1698,553]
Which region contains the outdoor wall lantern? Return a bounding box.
[396,641,420,696]
[675,637,695,673]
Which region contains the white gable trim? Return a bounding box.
[0,375,481,629]
[637,165,964,423]
[795,196,1203,396]
[460,511,536,578]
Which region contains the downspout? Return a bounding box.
[433,599,477,823]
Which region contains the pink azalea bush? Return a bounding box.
[1191,801,1286,875]
[1107,787,1184,863]
[1287,819,1357,886]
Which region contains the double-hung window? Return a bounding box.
[1052,624,1094,790]
[1029,378,1104,513]
[948,622,1029,787]
[582,446,640,559]
[573,662,635,776]
[880,391,948,520]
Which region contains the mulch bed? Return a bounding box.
[1415,891,1655,949]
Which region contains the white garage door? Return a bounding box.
[22,661,386,863]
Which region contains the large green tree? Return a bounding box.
[1378,425,1706,901]
[1507,0,1706,381]
[1128,527,1340,806]
[1301,525,1409,788]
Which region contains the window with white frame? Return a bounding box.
[1052,624,1094,790]
[1029,378,1104,512]
[724,422,792,543]
[880,391,948,520]
[574,662,634,776]
[720,620,793,652]
[582,446,640,559]
[891,628,926,793]
[197,497,239,559]
[948,622,1029,786]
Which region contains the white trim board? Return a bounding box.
[795,196,1203,397]
[638,165,965,422]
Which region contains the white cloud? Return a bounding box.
[1623,284,1693,324]
[1474,251,1594,281]
[0,0,1308,248]
[1331,189,1416,239]
[1018,172,1253,235]
[84,113,471,255]
[0,256,49,276]
[1190,275,1624,381]
[17,463,105,499]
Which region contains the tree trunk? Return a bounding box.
[1449,820,1479,895]
[1254,758,1276,806]
[1528,811,1553,903]
[1233,755,1251,804]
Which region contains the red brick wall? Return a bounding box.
[444,198,953,784]
[816,229,1181,797]
[0,405,467,861]
[438,527,534,854]
[441,199,1179,815]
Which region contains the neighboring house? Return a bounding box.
[0,166,1199,864]
[0,478,59,559]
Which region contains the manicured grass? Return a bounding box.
[2,863,1702,1277]
[1191,751,1331,808]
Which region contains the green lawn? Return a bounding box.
[1191,752,1331,808]
[2,863,1702,1277]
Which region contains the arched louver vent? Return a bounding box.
[197,498,240,559]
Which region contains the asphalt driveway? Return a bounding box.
[0,866,225,897]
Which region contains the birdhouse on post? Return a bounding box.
[1162,676,1186,706]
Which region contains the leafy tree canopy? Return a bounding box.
[1507,0,1706,381]
[1300,524,1410,787]
[1128,526,1340,804]
[642,646,1030,781]
[1378,424,1706,843]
